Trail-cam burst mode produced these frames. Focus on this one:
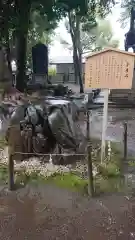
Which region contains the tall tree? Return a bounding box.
[61,19,119,53]
[15,0,31,91]
[61,0,117,93]
[0,0,17,73]
[15,0,88,92]
[0,0,88,91]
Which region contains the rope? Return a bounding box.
[11,152,88,157]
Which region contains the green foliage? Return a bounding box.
[48,67,56,76]
[0,0,117,91]
[0,0,88,91]
[0,0,87,55]
[82,19,119,53]
[93,141,122,179]
[0,139,127,196]
[26,10,55,68]
[0,165,88,194]
[98,162,120,178]
[82,0,116,29]
[0,136,7,149]
[61,18,119,53]
[93,141,126,195]
[0,165,8,183]
[0,161,124,196]
[57,0,88,15]
[60,0,118,56]
[95,175,125,194]
[128,159,135,167]
[119,0,135,28]
[45,173,88,194]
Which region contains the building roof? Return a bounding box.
[86,48,135,59]
[49,56,85,64]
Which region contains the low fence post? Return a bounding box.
[86,110,94,197]
[8,154,14,190]
[123,122,127,161]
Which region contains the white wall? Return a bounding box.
[56,63,85,74]
[49,73,85,84]
[56,63,74,74]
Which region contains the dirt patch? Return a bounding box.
[0,185,135,239]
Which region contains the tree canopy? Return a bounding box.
[0,0,117,92]
[0,0,89,91]
[119,0,135,28]
[59,0,117,92]
[26,10,55,69]
[82,19,119,52]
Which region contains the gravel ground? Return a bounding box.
[0,146,71,175]
[0,185,135,239]
[0,144,99,179]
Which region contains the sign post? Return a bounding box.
[101,89,109,163]
[85,48,135,163]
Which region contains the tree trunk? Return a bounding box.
[73,39,83,93]
[68,11,84,93]
[16,0,31,92]
[76,15,83,93]
[16,32,28,91]
[76,53,84,93]
[6,34,12,74]
[73,48,78,84]
[0,1,12,76]
[73,38,82,90]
